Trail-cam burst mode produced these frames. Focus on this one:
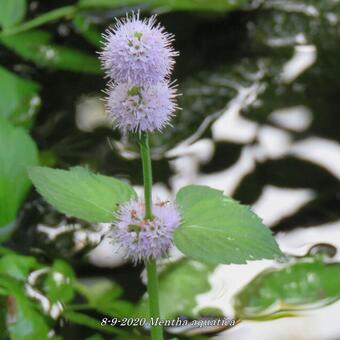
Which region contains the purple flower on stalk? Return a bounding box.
[100,12,178,85]
[113,199,181,263]
[106,81,178,133]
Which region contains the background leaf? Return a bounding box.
[78,0,248,12]
[73,14,102,48]
[44,259,75,304]
[76,278,133,317]
[28,166,137,222]
[0,254,40,281]
[0,0,26,29]
[0,118,39,228]
[63,311,127,336]
[0,275,49,340]
[136,259,218,319]
[0,30,101,74]
[234,257,340,320]
[174,185,282,265]
[0,66,40,128]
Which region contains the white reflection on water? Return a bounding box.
[252,186,315,226]
[270,106,312,132]
[75,95,109,132]
[277,221,340,261]
[212,84,260,143]
[291,137,340,180]
[186,146,256,194]
[256,125,292,159]
[196,221,340,340]
[281,45,317,83]
[222,301,340,340]
[168,111,340,226]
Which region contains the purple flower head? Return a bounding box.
[106,81,178,133]
[100,12,178,85]
[113,199,181,263]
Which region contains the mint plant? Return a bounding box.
[28,11,282,340]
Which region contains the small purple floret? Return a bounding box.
[113,200,181,263]
[100,12,178,85]
[106,81,177,133]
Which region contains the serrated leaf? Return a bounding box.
[0,0,26,29]
[28,166,136,223]
[0,118,39,228]
[234,257,340,320]
[136,258,217,319]
[0,30,101,74]
[174,185,282,265]
[0,66,40,128]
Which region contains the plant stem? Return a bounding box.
[139,132,153,220]
[139,132,163,340]
[146,259,163,340]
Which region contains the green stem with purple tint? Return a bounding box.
[139,131,163,340]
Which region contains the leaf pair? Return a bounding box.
[28,166,282,265]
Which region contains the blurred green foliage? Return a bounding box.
[0,0,26,29]
[0,66,40,127]
[234,256,340,320]
[0,118,38,230]
[0,30,101,74]
[0,251,133,338]
[136,258,216,319]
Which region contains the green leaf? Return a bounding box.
[44,260,75,304]
[28,166,137,223]
[174,185,282,265]
[0,118,39,228]
[234,258,340,320]
[0,275,49,340]
[136,259,218,319]
[0,254,40,281]
[0,0,26,29]
[0,30,101,74]
[0,66,40,128]
[76,278,133,317]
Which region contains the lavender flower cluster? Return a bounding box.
[114,200,181,263]
[101,12,181,262]
[100,12,179,133]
